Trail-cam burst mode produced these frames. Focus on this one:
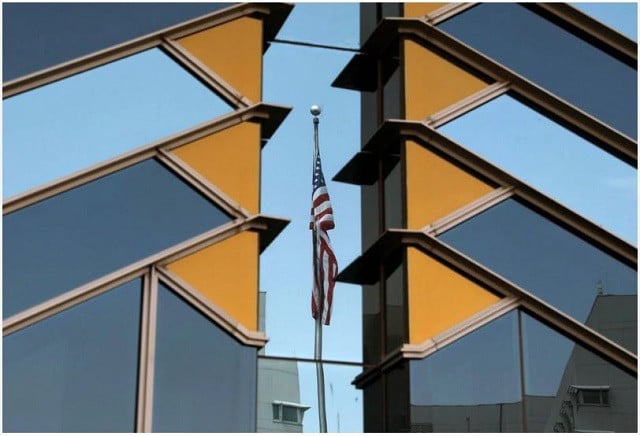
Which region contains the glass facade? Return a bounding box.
[438,94,637,243]
[2,2,636,433]
[409,310,637,432]
[153,284,257,432]
[440,198,637,352]
[439,3,637,138]
[3,48,232,198]
[3,279,142,432]
[3,158,230,318]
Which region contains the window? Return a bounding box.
[569,385,611,407]
[272,401,310,424]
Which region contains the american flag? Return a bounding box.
[310,149,338,325]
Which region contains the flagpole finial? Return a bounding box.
[310,105,321,116]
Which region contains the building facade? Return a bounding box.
[2,2,637,433]
[332,2,637,432]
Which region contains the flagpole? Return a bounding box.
[311,104,328,433]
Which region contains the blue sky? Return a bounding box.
[2,2,637,433]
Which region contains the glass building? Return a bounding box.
[2,2,637,433]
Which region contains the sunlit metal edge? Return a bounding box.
[2,216,282,336]
[533,2,637,63]
[156,267,268,348]
[156,149,252,219]
[2,3,292,98]
[3,103,289,215]
[161,38,253,109]
[423,2,476,25]
[424,81,510,128]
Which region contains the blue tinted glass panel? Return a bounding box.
[440,198,637,351]
[573,3,638,41]
[153,284,256,432]
[439,95,637,244]
[2,3,228,81]
[410,311,522,432]
[3,279,142,432]
[522,313,637,432]
[3,159,230,318]
[3,48,232,198]
[439,3,637,138]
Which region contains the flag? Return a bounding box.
[310,148,338,325]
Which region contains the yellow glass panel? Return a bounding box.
[404,2,448,18]
[405,140,493,228]
[172,122,260,213]
[167,231,259,331]
[404,39,487,120]
[407,247,500,344]
[177,16,262,102]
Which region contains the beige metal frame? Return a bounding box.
[161,38,254,108]
[423,186,515,237]
[421,3,475,25]
[3,3,293,98]
[333,16,637,165]
[422,81,509,128]
[3,214,288,339]
[3,103,290,215]
[349,229,637,388]
[334,120,636,267]
[156,267,268,347]
[401,18,637,165]
[136,268,159,432]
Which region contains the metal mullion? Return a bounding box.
[422,2,476,25]
[423,186,514,236]
[3,104,267,215]
[136,266,158,433]
[161,38,252,109]
[400,296,520,360]
[3,3,288,98]
[135,267,158,432]
[3,267,147,337]
[156,149,250,219]
[424,81,510,128]
[156,267,268,348]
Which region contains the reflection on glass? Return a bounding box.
[384,159,403,229]
[3,48,232,198]
[439,3,637,138]
[3,3,229,81]
[2,279,142,432]
[153,283,256,432]
[522,313,637,432]
[363,377,383,432]
[409,311,522,432]
[363,283,382,365]
[3,158,230,319]
[385,263,405,353]
[440,198,637,352]
[573,3,638,41]
[438,94,637,244]
[257,358,363,433]
[386,361,410,432]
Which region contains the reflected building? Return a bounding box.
[257,292,310,432]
